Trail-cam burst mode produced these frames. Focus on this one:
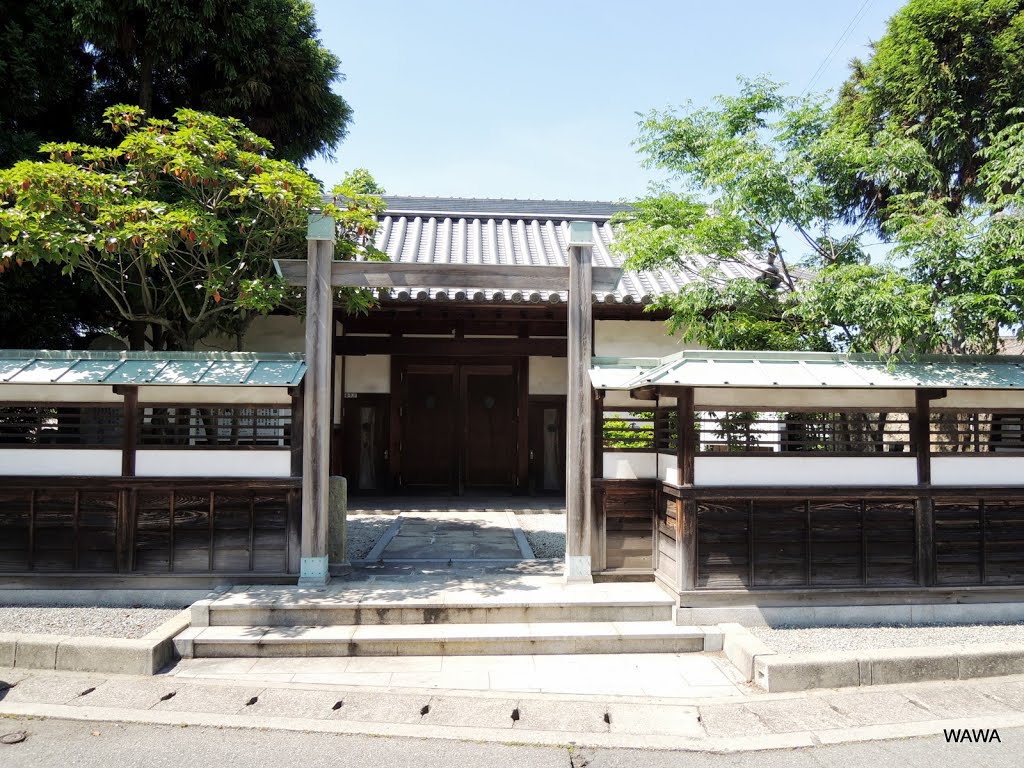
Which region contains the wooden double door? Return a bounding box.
[397,359,526,494]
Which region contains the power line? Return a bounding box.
[801,0,876,95]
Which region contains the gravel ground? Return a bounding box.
[515,513,566,559]
[750,623,1024,653]
[0,607,181,639]
[346,513,398,560]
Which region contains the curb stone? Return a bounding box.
[1,609,190,676]
[741,635,1024,692]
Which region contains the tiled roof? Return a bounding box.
[0,351,306,387]
[371,197,767,305]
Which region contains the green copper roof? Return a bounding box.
[0,351,306,387]
[590,350,1024,390]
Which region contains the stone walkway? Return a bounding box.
[166,652,745,698]
[347,497,563,564]
[4,666,1024,751]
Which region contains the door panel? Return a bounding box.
[463,371,517,489]
[529,400,566,494]
[341,396,389,493]
[401,369,457,490]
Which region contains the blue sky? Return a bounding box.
[308,0,907,202]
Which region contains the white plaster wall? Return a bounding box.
[940,391,1024,410]
[602,390,657,408]
[344,355,390,394]
[200,314,305,353]
[694,456,917,486]
[0,385,123,404]
[660,453,678,483]
[135,450,290,477]
[694,387,916,411]
[138,386,292,405]
[529,357,567,394]
[932,456,1024,486]
[2,449,122,476]
[603,452,659,479]
[594,320,693,358]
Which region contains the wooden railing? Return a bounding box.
[0,477,300,576]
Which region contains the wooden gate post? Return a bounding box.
[299,214,335,586]
[565,222,595,582]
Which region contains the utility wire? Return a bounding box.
[801,0,875,95]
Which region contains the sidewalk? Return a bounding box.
[2,662,1023,751]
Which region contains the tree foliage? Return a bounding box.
[835,0,1024,217]
[617,75,1024,356]
[72,0,351,164]
[0,106,384,351]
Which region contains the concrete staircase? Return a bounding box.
[174,579,718,659]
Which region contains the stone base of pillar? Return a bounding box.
[298,556,330,587]
[564,555,593,584]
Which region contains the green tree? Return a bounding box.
[0,1,94,168]
[620,75,1024,356]
[0,106,384,351]
[72,0,351,163]
[835,0,1024,218]
[615,77,937,355]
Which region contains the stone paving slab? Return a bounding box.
[0,673,101,705]
[908,683,1021,718]
[241,687,342,720]
[66,678,178,711]
[823,690,937,725]
[329,691,430,724]
[421,695,519,729]
[605,702,704,738]
[697,702,777,737]
[515,698,610,733]
[150,682,265,714]
[743,697,858,732]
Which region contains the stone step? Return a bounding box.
[175,621,713,658]
[202,600,674,627]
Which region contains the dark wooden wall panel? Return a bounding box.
[864,502,917,585]
[934,501,982,585]
[809,501,863,586]
[697,501,750,588]
[0,479,298,576]
[752,500,807,587]
[603,484,654,570]
[985,500,1024,585]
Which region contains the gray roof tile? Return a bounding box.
[371,198,768,305]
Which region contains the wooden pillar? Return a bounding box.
[913,388,935,587]
[565,222,594,582]
[300,214,335,585]
[676,387,697,591]
[118,385,138,477]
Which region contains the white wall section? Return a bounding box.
[694,456,917,486]
[594,320,691,358]
[344,355,390,393]
[2,449,122,476]
[135,450,291,477]
[603,452,659,479]
[529,356,567,394]
[932,456,1024,486]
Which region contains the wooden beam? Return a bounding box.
[299,235,333,585]
[274,259,623,293]
[676,387,697,591]
[336,336,566,357]
[565,240,594,581]
[120,385,138,477]
[913,388,935,587]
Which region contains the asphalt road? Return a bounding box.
[0,718,1020,768]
